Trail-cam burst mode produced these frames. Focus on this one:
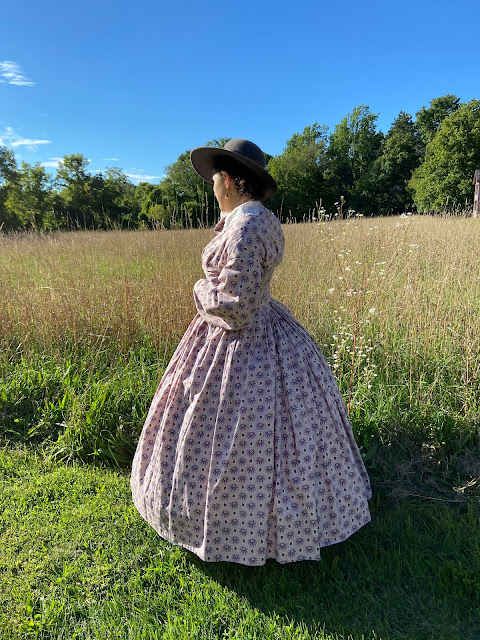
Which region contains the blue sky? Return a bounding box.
[1,0,477,184]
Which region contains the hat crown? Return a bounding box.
[223,139,266,170]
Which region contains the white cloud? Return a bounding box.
[0,126,51,150]
[126,172,162,184]
[125,167,162,183]
[0,61,34,86]
[42,157,62,169]
[102,157,119,162]
[11,137,51,148]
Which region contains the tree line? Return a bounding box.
[1,95,480,232]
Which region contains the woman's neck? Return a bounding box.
[223,193,253,213]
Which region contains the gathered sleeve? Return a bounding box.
[193,218,266,331]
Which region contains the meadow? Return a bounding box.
[1,215,479,639]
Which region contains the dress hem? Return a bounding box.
[145,513,372,566]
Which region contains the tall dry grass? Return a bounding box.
[0,229,209,355]
[2,217,480,392]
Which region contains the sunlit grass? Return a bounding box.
[0,229,206,354]
[1,447,479,640]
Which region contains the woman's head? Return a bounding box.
[211,156,267,211]
[190,139,277,210]
[212,156,268,201]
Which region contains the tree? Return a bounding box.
[5,162,53,229]
[53,156,140,229]
[165,151,204,202]
[268,123,328,219]
[325,105,383,215]
[160,138,230,227]
[103,167,140,228]
[0,146,16,186]
[137,184,172,228]
[0,146,18,230]
[415,94,461,150]
[409,100,480,212]
[373,112,422,214]
[55,154,93,228]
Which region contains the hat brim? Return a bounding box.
[190,147,277,199]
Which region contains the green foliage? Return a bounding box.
[0,345,163,466]
[145,202,171,228]
[0,146,18,230]
[325,105,383,215]
[165,151,204,201]
[5,162,54,229]
[268,123,328,218]
[372,112,422,214]
[159,136,231,227]
[54,154,96,228]
[53,155,140,229]
[0,146,16,186]
[409,100,480,211]
[415,94,461,149]
[102,167,141,228]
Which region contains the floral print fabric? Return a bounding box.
[131,201,371,565]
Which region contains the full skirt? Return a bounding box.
[131,299,371,565]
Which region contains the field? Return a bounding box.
[1,216,479,639]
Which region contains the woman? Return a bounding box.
[131,139,371,566]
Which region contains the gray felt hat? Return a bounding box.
[190,138,277,199]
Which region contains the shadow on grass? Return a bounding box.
[188,488,480,640]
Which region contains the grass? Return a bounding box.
[1,215,480,638]
[1,447,479,640]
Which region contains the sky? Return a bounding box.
[1,0,477,184]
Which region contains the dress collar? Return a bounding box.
[214,201,263,233]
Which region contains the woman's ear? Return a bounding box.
[221,171,232,189]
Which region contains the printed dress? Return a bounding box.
[130,201,371,565]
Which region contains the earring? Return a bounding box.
[225,190,228,199]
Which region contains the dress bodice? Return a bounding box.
[193,201,285,331]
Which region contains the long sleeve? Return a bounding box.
[193,217,266,331]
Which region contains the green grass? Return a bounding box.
[1,344,478,506]
[0,447,479,640]
[0,343,166,466]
